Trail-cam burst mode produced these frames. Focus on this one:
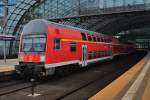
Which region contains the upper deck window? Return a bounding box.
[108,39,112,43]
[103,38,106,42]
[81,32,87,41]
[93,36,97,42]
[88,35,92,41]
[105,39,108,43]
[97,37,101,42]
[101,38,104,42]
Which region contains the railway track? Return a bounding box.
[0,80,23,89]
[48,51,147,100]
[0,80,31,96]
[55,66,119,100]
[54,60,138,100]
[0,51,146,100]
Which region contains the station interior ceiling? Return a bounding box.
[50,11,150,41]
[0,0,150,56]
[2,0,150,40]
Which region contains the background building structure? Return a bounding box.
[0,0,150,56]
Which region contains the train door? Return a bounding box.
[109,45,113,56]
[82,45,87,67]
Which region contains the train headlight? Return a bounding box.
[18,55,23,61]
[40,55,45,62]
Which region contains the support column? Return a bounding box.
[78,0,80,15]
[113,0,116,7]
[133,0,136,5]
[103,0,107,9]
[3,0,8,63]
[3,40,6,63]
[3,0,8,18]
[123,0,126,7]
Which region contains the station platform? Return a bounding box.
[0,59,16,75]
[89,51,150,100]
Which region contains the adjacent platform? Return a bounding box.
[89,51,150,100]
[0,59,16,75]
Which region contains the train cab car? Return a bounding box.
[15,19,135,77]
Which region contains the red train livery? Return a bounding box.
[15,19,136,77]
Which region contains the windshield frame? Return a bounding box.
[20,34,46,54]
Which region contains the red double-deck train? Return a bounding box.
[15,19,136,77]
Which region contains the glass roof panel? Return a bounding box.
[19,4,28,9]
[9,14,17,20]
[24,0,32,4]
[3,0,150,36]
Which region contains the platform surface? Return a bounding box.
[141,58,150,100]
[89,51,150,100]
[0,59,17,73]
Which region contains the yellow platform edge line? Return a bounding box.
[89,52,149,100]
[142,78,150,100]
[0,66,15,73]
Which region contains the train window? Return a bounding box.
[101,38,104,42]
[109,51,112,56]
[93,36,97,42]
[97,37,101,42]
[97,51,100,58]
[81,32,87,41]
[107,39,110,43]
[99,51,102,57]
[88,35,92,41]
[104,51,106,56]
[104,38,106,43]
[105,39,107,43]
[107,51,109,56]
[93,51,97,58]
[108,51,110,56]
[109,39,112,43]
[105,51,107,56]
[70,42,76,52]
[108,39,111,43]
[107,39,109,43]
[99,51,101,57]
[54,38,61,50]
[105,39,108,43]
[101,51,104,57]
[103,38,105,43]
[88,52,92,59]
[103,38,106,42]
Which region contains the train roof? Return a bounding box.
[22,19,107,37]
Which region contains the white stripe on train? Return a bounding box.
[45,56,113,69]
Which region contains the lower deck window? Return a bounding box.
[70,42,76,52]
[101,51,104,57]
[88,52,92,59]
[93,52,97,58]
[98,51,101,57]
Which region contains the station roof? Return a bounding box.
[0,0,150,55]
[49,10,150,36]
[1,0,150,37]
[0,35,16,40]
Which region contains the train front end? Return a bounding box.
[15,19,49,78]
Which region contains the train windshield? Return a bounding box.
[21,34,46,53]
